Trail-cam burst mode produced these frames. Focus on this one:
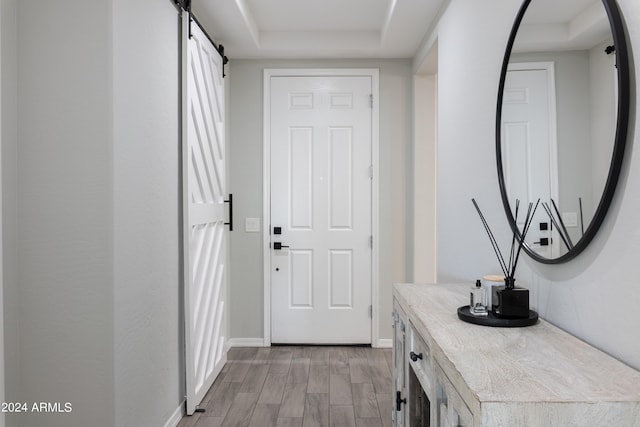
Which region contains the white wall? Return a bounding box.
[412,74,437,283]
[435,0,518,283]
[0,1,17,426]
[590,39,618,208]
[0,2,5,426]
[429,0,640,371]
[228,59,412,344]
[2,1,184,426]
[16,1,114,425]
[112,0,183,426]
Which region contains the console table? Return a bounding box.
[392,283,640,426]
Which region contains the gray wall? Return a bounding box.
[590,39,618,210]
[14,1,114,426]
[0,4,4,422]
[0,1,16,426]
[435,0,518,283]
[113,0,183,425]
[431,0,640,371]
[1,1,17,426]
[2,0,184,426]
[228,59,412,343]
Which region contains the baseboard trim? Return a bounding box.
[164,402,184,427]
[375,339,392,348]
[227,337,390,348]
[228,338,268,347]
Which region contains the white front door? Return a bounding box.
[502,64,558,258]
[269,74,373,344]
[182,15,228,414]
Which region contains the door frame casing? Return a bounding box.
[262,68,380,346]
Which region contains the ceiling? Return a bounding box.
[513,0,612,53]
[191,0,445,59]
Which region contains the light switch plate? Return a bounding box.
[562,212,578,227]
[245,217,261,233]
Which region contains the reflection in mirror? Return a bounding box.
[498,0,629,262]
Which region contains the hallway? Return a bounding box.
[177,346,393,427]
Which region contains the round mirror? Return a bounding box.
[496,0,630,263]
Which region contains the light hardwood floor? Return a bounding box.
[177,346,393,427]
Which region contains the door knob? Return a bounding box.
[410,351,423,361]
[534,237,549,246]
[273,242,289,250]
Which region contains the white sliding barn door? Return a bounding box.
[182,15,228,415]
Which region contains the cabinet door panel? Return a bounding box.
[435,362,473,427]
[392,301,407,426]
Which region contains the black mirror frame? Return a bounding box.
[496,0,631,264]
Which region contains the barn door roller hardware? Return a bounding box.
[174,0,190,11]
[188,14,229,77]
[175,0,229,77]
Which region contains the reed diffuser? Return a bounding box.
[471,198,539,318]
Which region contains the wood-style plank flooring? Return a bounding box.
[177,346,393,427]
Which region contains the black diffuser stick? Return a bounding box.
[579,197,584,236]
[521,199,540,247]
[472,198,508,277]
[511,199,540,280]
[509,202,533,282]
[520,201,535,247]
[472,199,508,276]
[506,201,532,288]
[507,199,520,273]
[551,198,573,248]
[543,202,570,250]
[542,202,571,250]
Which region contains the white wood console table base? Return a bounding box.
[392,283,640,427]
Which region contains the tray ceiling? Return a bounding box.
[191,0,445,59]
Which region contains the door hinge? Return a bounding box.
[369,235,373,248]
[369,94,373,108]
[368,305,373,318]
[368,165,374,179]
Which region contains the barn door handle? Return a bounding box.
[224,194,233,231]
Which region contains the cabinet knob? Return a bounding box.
[410,351,423,362]
[395,391,407,411]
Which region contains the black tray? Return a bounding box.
[457,305,538,327]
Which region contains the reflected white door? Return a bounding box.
[502,65,558,258]
[269,75,372,344]
[182,15,228,415]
